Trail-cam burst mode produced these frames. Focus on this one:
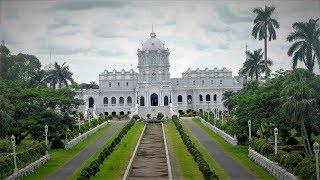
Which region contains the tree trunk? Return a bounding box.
[264,25,268,78]
[302,121,312,154]
[301,126,308,154]
[255,72,259,81]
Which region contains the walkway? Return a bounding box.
[47,121,126,180]
[182,118,256,180]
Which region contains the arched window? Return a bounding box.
[199,95,203,102]
[206,94,211,101]
[111,97,116,105]
[164,96,169,106]
[178,95,183,103]
[161,72,165,81]
[214,94,217,101]
[103,97,108,105]
[193,80,196,85]
[127,96,132,104]
[202,80,205,85]
[143,73,147,81]
[119,97,124,105]
[151,56,157,64]
[140,96,145,106]
[152,73,157,81]
[89,97,94,108]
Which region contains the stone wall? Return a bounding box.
[199,117,238,145]
[248,149,298,180]
[6,154,49,180]
[65,121,108,149]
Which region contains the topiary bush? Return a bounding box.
[132,114,140,120]
[157,112,164,120]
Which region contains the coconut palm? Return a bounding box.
[252,5,279,78]
[47,62,74,89]
[28,70,48,88]
[222,90,237,113]
[241,49,272,80]
[287,18,320,72]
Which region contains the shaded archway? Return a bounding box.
[111,97,116,106]
[89,97,94,108]
[103,97,108,105]
[187,95,192,104]
[199,95,203,102]
[206,94,211,101]
[213,94,217,101]
[127,96,132,105]
[140,96,145,106]
[151,93,158,106]
[119,97,124,106]
[164,96,169,106]
[178,95,183,103]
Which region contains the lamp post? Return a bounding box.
[207,102,210,122]
[274,128,278,154]
[89,112,91,130]
[214,109,217,127]
[45,125,48,155]
[314,142,319,180]
[11,135,18,173]
[248,120,251,140]
[78,116,81,136]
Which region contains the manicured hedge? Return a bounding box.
[77,120,135,180]
[0,142,47,179]
[250,137,317,179]
[172,116,218,180]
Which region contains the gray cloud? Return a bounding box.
[48,17,78,30]
[53,0,129,11]
[215,3,252,24]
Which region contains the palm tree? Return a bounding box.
[222,91,237,113]
[241,49,272,80]
[252,5,279,78]
[28,70,48,88]
[47,62,74,89]
[287,18,320,72]
[282,81,316,155]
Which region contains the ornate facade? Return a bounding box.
[76,30,243,119]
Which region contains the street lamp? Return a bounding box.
[45,125,48,155]
[314,142,319,180]
[78,116,81,136]
[214,109,217,127]
[207,102,210,122]
[11,135,18,173]
[88,112,91,130]
[274,128,278,154]
[248,120,251,140]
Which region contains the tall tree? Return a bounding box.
[241,49,272,80]
[287,18,320,72]
[252,5,279,78]
[0,96,14,139]
[47,62,74,88]
[28,70,48,88]
[222,90,237,113]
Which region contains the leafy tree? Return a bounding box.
[0,96,14,139]
[252,5,279,77]
[241,49,272,80]
[47,62,74,88]
[28,70,48,88]
[287,18,320,72]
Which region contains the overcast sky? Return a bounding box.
[1,0,320,83]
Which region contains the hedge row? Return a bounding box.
[0,142,47,179]
[77,120,135,180]
[69,115,108,140]
[250,137,318,179]
[172,116,218,180]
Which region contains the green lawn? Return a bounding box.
[166,120,228,179]
[91,122,144,179]
[22,122,114,180]
[165,121,204,179]
[192,118,274,180]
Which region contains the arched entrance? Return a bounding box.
[89,97,94,108]
[140,96,145,106]
[150,93,158,106]
[187,95,192,104]
[164,96,169,106]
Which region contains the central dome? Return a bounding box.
[142,30,165,51]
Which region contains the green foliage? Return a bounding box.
[172,116,218,180]
[250,138,274,157]
[283,151,303,172]
[77,120,135,179]
[146,114,151,119]
[0,142,46,179]
[295,157,316,179]
[157,112,164,120]
[132,114,140,120]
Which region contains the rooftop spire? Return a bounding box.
[150,24,156,38]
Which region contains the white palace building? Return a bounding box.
[76,29,243,119]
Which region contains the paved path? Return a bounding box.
[183,118,256,180]
[47,122,125,180]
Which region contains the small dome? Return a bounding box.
[43,63,54,72]
[142,30,165,51]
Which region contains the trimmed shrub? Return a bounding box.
[157,112,164,120]
[132,114,140,120]
[273,150,288,164]
[283,151,303,172]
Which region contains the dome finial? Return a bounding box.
[150,24,156,38]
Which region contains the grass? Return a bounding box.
[92,122,144,179]
[165,121,204,179]
[70,122,144,179]
[192,118,274,180]
[166,120,228,180]
[22,122,115,180]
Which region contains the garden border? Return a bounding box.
[162,123,173,180]
[6,154,50,180]
[199,117,238,145]
[65,121,108,149]
[248,149,298,180]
